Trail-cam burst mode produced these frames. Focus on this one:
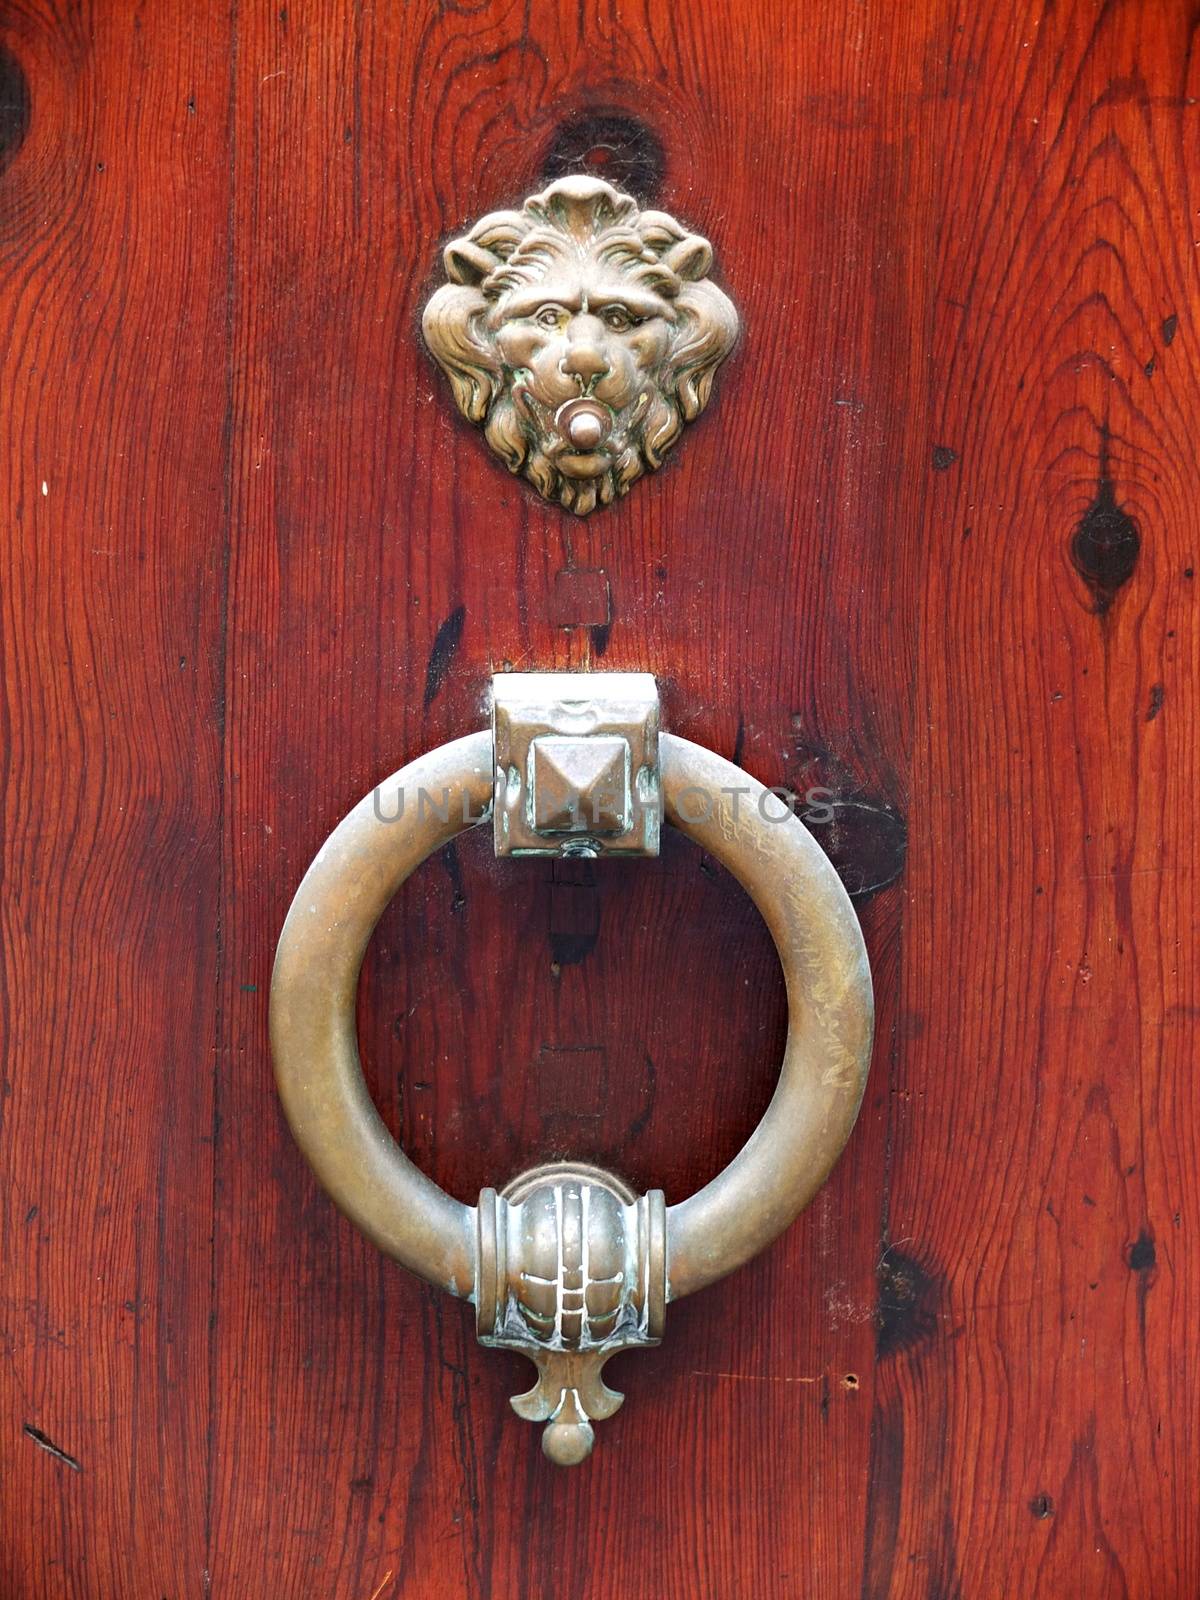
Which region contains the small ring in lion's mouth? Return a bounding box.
[555,399,612,451]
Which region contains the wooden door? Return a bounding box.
[2,3,1197,1595]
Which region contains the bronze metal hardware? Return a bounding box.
[492,670,661,857]
[422,178,740,516]
[270,675,873,1463]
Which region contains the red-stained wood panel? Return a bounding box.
[0,4,232,1595]
[885,7,1200,1594]
[1,2,1197,1597]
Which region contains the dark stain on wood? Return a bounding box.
[932,444,958,471]
[23,1425,82,1473]
[423,604,466,708]
[1146,682,1164,721]
[1162,312,1178,346]
[440,840,467,914]
[548,859,600,967]
[0,45,29,175]
[1128,1227,1158,1346]
[541,111,665,204]
[861,1397,905,1594]
[1071,477,1140,614]
[1127,1229,1156,1274]
[877,1245,940,1359]
[812,799,907,903]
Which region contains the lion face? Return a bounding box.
[422,178,739,515]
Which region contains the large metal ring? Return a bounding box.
[270,729,872,1300]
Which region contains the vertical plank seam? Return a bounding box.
[203,2,240,1592]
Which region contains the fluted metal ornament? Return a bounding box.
[476,1164,666,1466]
[422,177,740,515]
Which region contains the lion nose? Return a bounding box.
[561,339,609,387]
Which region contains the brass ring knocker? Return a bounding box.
[270,675,873,1464]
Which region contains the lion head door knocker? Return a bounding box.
[422,177,740,515]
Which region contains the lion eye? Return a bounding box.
[534,305,567,329]
[601,306,634,331]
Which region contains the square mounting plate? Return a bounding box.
[491,673,661,857]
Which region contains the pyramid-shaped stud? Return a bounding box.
[530,736,630,835]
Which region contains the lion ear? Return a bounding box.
[663,235,712,282]
[444,239,498,284]
[443,211,525,284]
[422,283,500,424]
[636,213,713,283]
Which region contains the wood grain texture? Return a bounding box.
[0,1,1196,1595]
[0,4,231,1596]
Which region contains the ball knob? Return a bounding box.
[567,408,605,450]
[543,1418,595,1466]
[555,399,611,452]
